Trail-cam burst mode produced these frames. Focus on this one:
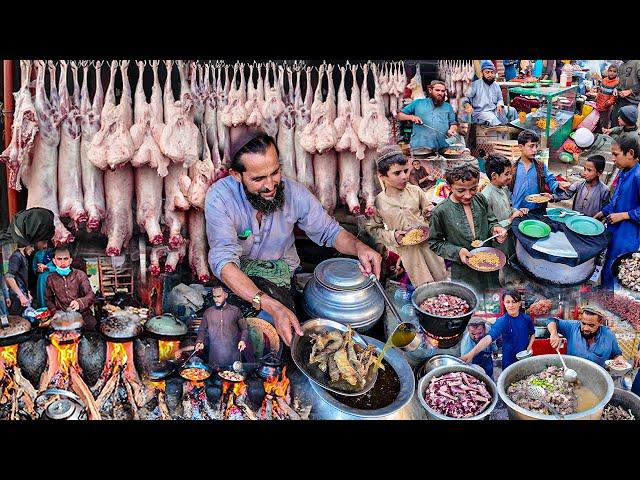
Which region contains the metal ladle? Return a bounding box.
[368,273,419,347]
[527,385,565,419]
[555,346,578,383]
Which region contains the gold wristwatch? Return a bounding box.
[252,291,265,310]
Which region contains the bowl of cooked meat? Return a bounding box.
[601,388,640,420]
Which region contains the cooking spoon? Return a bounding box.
[527,385,565,419]
[555,346,578,383]
[179,346,201,369]
[471,232,503,248]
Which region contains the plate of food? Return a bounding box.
[525,193,551,204]
[442,148,465,158]
[467,247,506,272]
[217,369,246,382]
[605,359,632,376]
[400,226,429,246]
[290,319,381,396]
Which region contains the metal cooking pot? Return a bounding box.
[98,314,143,342]
[417,364,498,420]
[515,239,596,286]
[36,389,87,420]
[604,388,640,419]
[50,311,84,331]
[416,354,465,381]
[611,251,640,296]
[0,315,35,347]
[180,358,212,381]
[257,351,283,379]
[144,313,188,339]
[302,258,384,331]
[496,354,614,420]
[411,281,478,349]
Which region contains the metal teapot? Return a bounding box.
[37,389,87,420]
[257,351,283,379]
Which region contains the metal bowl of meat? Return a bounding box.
[50,311,84,331]
[496,354,614,420]
[417,364,498,420]
[179,358,212,381]
[290,318,380,397]
[441,148,466,159]
[416,354,465,381]
[411,282,478,349]
[612,251,640,294]
[601,388,640,420]
[605,358,633,377]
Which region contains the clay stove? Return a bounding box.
[0,344,38,420]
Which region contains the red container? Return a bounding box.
[532,338,567,356]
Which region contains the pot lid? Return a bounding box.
[0,315,32,339]
[99,314,143,340]
[46,399,77,419]
[50,311,84,331]
[145,313,188,337]
[314,258,371,291]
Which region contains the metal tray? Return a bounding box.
[290,318,379,397]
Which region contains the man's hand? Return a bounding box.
[411,115,423,125]
[461,352,474,363]
[492,226,509,244]
[497,104,503,114]
[195,342,205,352]
[37,263,47,273]
[238,341,246,352]
[558,181,571,192]
[394,230,407,244]
[68,300,80,311]
[634,349,640,369]
[602,128,612,135]
[550,333,562,350]
[607,212,630,224]
[464,104,473,114]
[355,242,382,278]
[619,89,632,98]
[459,248,472,265]
[18,294,30,307]
[270,303,304,347]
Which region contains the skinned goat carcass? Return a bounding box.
[261,62,285,138]
[215,64,231,167]
[190,61,205,127]
[301,64,338,155]
[361,148,380,218]
[221,62,248,128]
[135,164,163,245]
[103,165,134,256]
[358,63,391,150]
[407,63,425,100]
[181,124,215,210]
[57,60,87,227]
[277,66,296,180]
[188,210,211,282]
[159,60,199,167]
[294,66,314,191]
[164,242,187,273]
[87,60,135,170]
[149,245,169,277]
[80,60,106,232]
[203,64,225,181]
[22,60,74,245]
[164,161,189,249]
[1,60,38,191]
[245,63,264,130]
[379,62,390,118]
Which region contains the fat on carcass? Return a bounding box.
[188,210,211,282]
[0,60,38,191]
[80,60,106,231]
[182,124,215,210]
[22,60,74,245]
[245,63,265,130]
[57,60,87,227]
[294,66,314,191]
[221,62,248,128]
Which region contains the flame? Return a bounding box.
[0,345,18,366]
[158,340,180,361]
[263,366,289,398]
[222,380,247,397]
[110,342,128,366]
[50,334,79,373]
[151,380,166,392]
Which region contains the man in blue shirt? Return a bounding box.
[546,306,625,368]
[397,80,458,155]
[509,129,570,210]
[460,317,497,378]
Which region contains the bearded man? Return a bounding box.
[204,130,381,346]
[546,306,625,368]
[397,79,458,156]
[462,60,518,126]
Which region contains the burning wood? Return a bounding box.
[182,380,218,420]
[216,379,258,420]
[0,344,38,420]
[158,340,180,361]
[91,341,149,420]
[258,367,310,420]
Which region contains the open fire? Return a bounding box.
[258,367,310,420]
[217,379,258,420]
[147,380,171,420]
[158,340,180,362]
[91,341,148,420]
[0,344,38,420]
[182,379,218,420]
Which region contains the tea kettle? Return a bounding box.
[36,389,88,420]
[257,351,283,379]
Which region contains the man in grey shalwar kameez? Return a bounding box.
[462,60,518,126]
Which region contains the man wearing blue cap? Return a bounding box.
[461,60,518,126]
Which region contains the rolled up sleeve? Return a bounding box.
[296,188,344,248]
[205,190,243,280]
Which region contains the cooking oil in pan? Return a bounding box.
[375,325,417,370]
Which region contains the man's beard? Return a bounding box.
[581,329,598,340]
[243,181,285,214]
[483,76,495,85]
[432,95,444,106]
[214,301,226,310]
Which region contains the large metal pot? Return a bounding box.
[98,313,143,342]
[417,364,498,420]
[0,315,35,347]
[144,313,188,339]
[496,354,614,420]
[411,281,478,349]
[302,258,384,331]
[416,354,465,381]
[603,388,640,420]
[515,239,596,286]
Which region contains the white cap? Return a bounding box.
[573,128,594,148]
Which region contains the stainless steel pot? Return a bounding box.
[515,239,596,286]
[302,258,384,331]
[417,364,498,420]
[416,354,465,381]
[604,388,640,419]
[496,354,614,420]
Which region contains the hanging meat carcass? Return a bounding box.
[261,62,285,138]
[57,60,87,227]
[187,210,211,282]
[80,60,106,232]
[221,62,248,129]
[202,63,225,181]
[379,62,390,118]
[180,124,215,210]
[189,61,205,127]
[407,63,426,100]
[245,62,265,130]
[22,60,74,245]
[277,65,296,180]
[164,161,188,249]
[389,61,407,116]
[149,245,169,276]
[0,60,38,191]
[87,60,135,170]
[215,64,232,166]
[159,60,199,168]
[294,65,314,191]
[358,63,391,150]
[164,242,187,273]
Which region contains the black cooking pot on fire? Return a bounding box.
[411,281,478,349]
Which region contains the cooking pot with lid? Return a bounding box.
[0,315,35,347]
[302,258,385,331]
[98,313,143,342]
[144,313,188,339]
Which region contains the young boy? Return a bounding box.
[4,243,34,315]
[409,158,433,190]
[428,163,508,294]
[45,245,97,330]
[596,64,619,131]
[603,105,639,142]
[510,129,570,211]
[594,136,640,289]
[365,145,447,287]
[551,155,611,217]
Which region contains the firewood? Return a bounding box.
[122,376,139,420]
[236,399,258,420]
[14,367,37,401]
[157,391,171,420]
[69,368,102,420]
[276,397,301,420]
[11,389,19,420]
[95,366,120,408]
[128,377,147,407]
